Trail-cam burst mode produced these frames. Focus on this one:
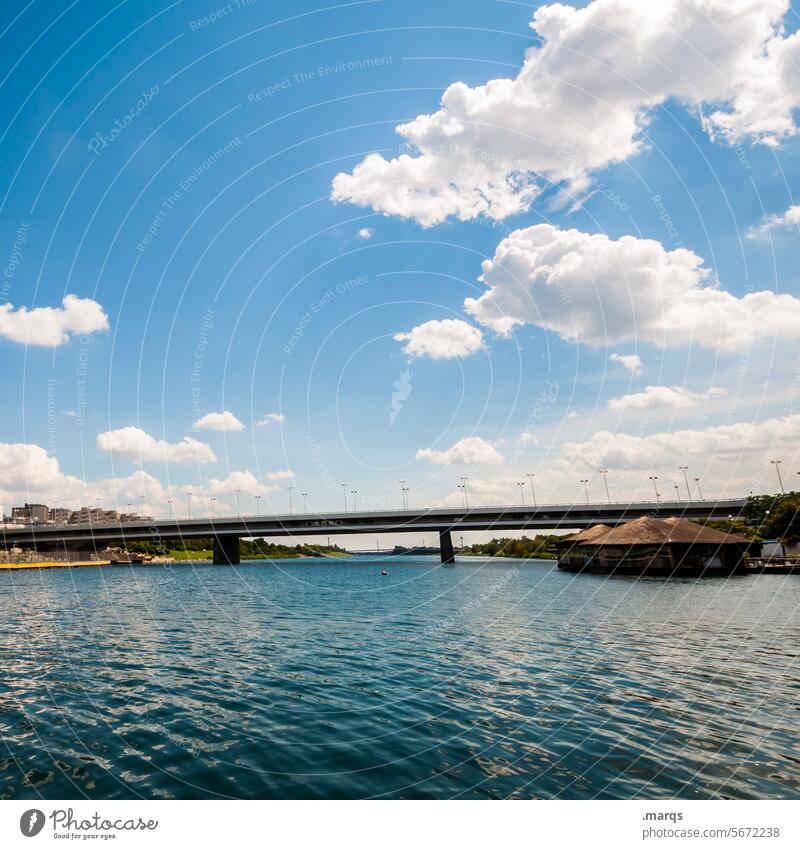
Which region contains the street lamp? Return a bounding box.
[210,496,216,518]
[526,473,537,507]
[694,477,704,501]
[350,489,358,512]
[255,494,261,515]
[674,484,680,502]
[598,469,611,504]
[648,476,659,503]
[770,459,785,494]
[285,484,293,516]
[678,465,692,501]
[140,494,146,518]
[301,492,309,514]
[460,476,470,509]
[517,482,526,506]
[340,483,349,513]
[580,479,589,504]
[166,499,174,520]
[398,480,407,510]
[184,491,192,519]
[402,485,410,510]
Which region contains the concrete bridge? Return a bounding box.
[1,498,749,564]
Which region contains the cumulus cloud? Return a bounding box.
[747,203,800,237]
[96,427,217,464]
[207,470,276,496]
[610,353,644,375]
[255,412,285,427]
[0,295,109,346]
[266,469,294,481]
[394,319,484,360]
[465,223,800,349]
[192,411,245,432]
[417,436,504,465]
[608,385,727,411]
[562,413,800,471]
[332,0,800,226]
[356,227,374,240]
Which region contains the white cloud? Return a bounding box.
[562,413,800,471]
[608,386,727,411]
[356,227,374,240]
[567,411,578,419]
[519,432,538,444]
[465,223,800,349]
[394,319,484,360]
[0,295,109,346]
[417,436,504,465]
[207,470,276,496]
[610,353,644,375]
[192,411,245,432]
[747,203,800,237]
[332,0,800,226]
[96,427,217,464]
[255,412,285,427]
[266,469,294,481]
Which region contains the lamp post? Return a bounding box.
[301,492,309,514]
[580,479,589,504]
[398,479,407,510]
[598,469,611,504]
[166,499,173,520]
[350,489,358,512]
[402,485,410,510]
[679,465,692,501]
[648,476,659,503]
[341,483,348,512]
[255,494,261,515]
[694,477,704,501]
[770,459,785,494]
[210,496,216,518]
[457,484,465,508]
[674,484,680,502]
[285,484,293,516]
[460,476,470,509]
[517,481,526,506]
[140,494,146,518]
[184,491,191,519]
[526,472,537,507]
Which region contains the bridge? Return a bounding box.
[2,498,749,564]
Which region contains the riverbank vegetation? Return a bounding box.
[704,492,800,543]
[124,538,348,559]
[462,534,560,560]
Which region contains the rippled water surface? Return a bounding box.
[1,557,799,799]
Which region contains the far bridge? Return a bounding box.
[2,498,749,564]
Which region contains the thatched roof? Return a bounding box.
[569,515,748,547]
[562,523,613,543]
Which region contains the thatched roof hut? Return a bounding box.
[558,515,751,575]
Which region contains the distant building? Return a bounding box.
[557,516,754,576]
[48,507,71,524]
[10,503,49,525]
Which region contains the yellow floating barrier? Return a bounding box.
[0,560,112,571]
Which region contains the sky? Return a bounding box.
[2,0,800,541]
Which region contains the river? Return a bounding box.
[1,557,798,799]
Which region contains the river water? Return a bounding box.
[1,557,798,799]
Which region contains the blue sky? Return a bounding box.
[2,0,800,525]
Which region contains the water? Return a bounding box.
[1,557,799,799]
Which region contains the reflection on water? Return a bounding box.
[0,558,798,799]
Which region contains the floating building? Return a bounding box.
[557,515,753,576]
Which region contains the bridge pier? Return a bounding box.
[213,535,240,565]
[439,529,455,565]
